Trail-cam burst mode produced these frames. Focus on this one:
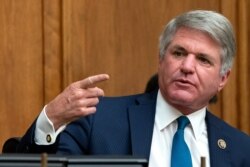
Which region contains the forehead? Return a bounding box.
[169,27,221,55]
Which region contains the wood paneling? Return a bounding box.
[0,0,249,152]
[236,0,250,133]
[43,0,63,103]
[0,0,43,149]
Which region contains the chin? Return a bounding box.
[169,91,195,101]
[172,98,194,106]
[168,97,199,114]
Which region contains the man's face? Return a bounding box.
[158,27,230,114]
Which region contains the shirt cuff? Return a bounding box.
[34,105,66,145]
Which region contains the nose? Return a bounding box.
[180,54,195,74]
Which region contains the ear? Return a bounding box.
[218,70,231,92]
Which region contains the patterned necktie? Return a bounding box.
[171,116,192,167]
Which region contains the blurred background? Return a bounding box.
[0,0,249,151]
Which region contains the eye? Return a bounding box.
[197,55,213,66]
[173,50,186,57]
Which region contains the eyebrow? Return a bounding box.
[169,45,188,53]
[171,44,210,57]
[170,44,217,62]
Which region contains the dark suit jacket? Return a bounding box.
[17,91,250,167]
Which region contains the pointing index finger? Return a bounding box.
[78,74,109,88]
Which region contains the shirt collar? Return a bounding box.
[155,90,207,140]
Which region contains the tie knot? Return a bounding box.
[177,116,190,130]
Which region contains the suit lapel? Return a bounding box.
[206,111,231,167]
[128,92,157,159]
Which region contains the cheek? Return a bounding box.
[159,59,170,80]
[158,59,178,88]
[159,56,177,73]
[198,71,221,93]
[162,59,181,77]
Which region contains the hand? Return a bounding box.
[45,74,109,130]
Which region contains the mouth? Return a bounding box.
[174,78,195,87]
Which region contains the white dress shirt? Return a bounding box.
[148,90,210,167]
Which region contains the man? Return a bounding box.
[17,10,250,167]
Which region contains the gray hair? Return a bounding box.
[159,10,236,75]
